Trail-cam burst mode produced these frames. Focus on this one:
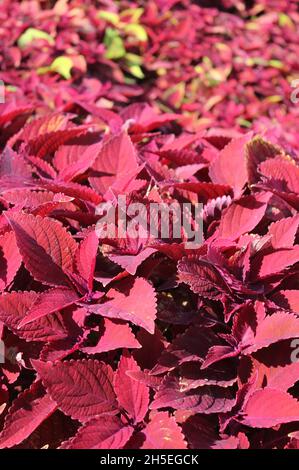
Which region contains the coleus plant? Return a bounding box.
[0,0,299,451]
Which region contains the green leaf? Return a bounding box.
[18,28,54,49]
[237,118,252,128]
[268,59,284,69]
[104,28,126,60]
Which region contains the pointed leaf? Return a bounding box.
[91,278,157,334]
[60,416,133,449]
[241,389,299,428]
[6,212,77,287]
[18,287,79,327]
[32,359,117,422]
[141,412,187,449]
[209,134,252,197]
[0,381,56,449]
[0,291,68,342]
[115,352,149,423]
[89,131,138,195]
[0,230,22,291]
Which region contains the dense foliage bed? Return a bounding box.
[0,0,299,449]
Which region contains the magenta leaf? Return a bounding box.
[89,131,138,195]
[115,352,149,423]
[81,318,141,354]
[32,359,118,422]
[90,277,157,334]
[0,381,57,449]
[60,416,134,449]
[6,212,78,287]
[0,291,68,342]
[209,134,252,198]
[240,389,299,428]
[140,412,187,449]
[18,287,79,327]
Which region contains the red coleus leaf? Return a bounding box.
[32,359,117,422]
[31,127,88,160]
[272,290,299,314]
[81,318,140,354]
[151,375,236,414]
[140,412,187,449]
[240,389,299,428]
[209,134,252,197]
[90,277,157,334]
[178,361,237,389]
[0,106,32,130]
[0,146,32,182]
[250,246,299,279]
[268,215,299,249]
[18,113,71,144]
[16,411,78,450]
[234,306,299,355]
[259,157,299,194]
[0,291,68,342]
[89,131,138,196]
[121,103,180,134]
[74,231,98,292]
[249,343,299,393]
[169,182,232,205]
[0,381,57,449]
[133,327,169,370]
[115,352,149,424]
[0,230,22,291]
[37,179,102,205]
[2,189,59,209]
[108,246,156,276]
[245,137,283,184]
[5,212,78,287]
[18,287,79,327]
[60,415,134,449]
[178,257,231,299]
[56,142,102,182]
[218,192,271,240]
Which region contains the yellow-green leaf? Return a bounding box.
[120,8,144,22]
[124,24,148,42]
[127,64,144,79]
[98,10,119,25]
[18,28,54,49]
[125,53,143,65]
[264,95,283,103]
[268,59,284,69]
[278,13,294,29]
[237,118,252,128]
[50,56,73,79]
